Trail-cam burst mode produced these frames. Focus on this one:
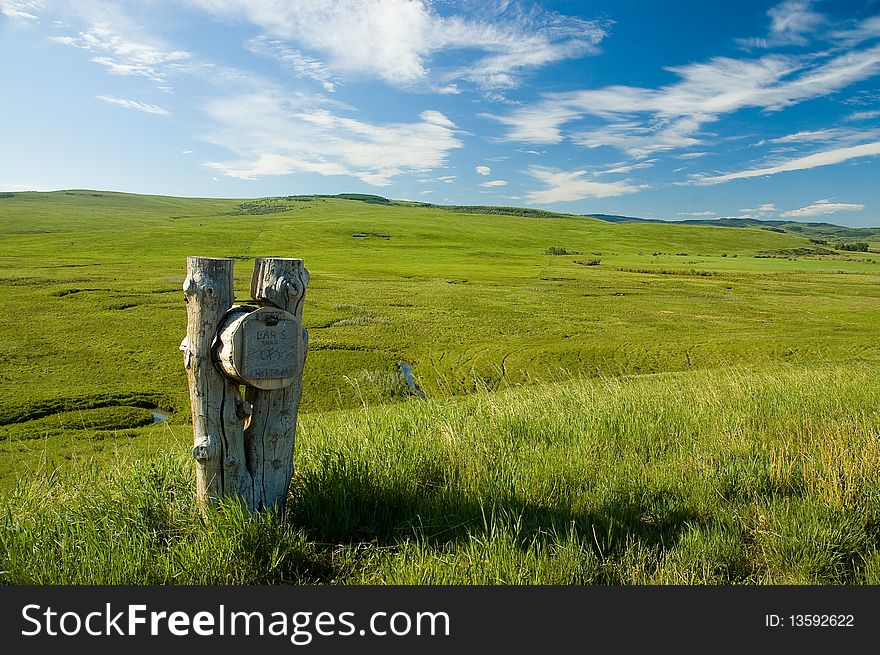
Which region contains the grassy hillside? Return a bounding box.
[588,212,880,241]
[1,190,879,584]
[3,364,880,584]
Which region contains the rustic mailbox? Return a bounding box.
[216,306,301,390]
[182,256,309,514]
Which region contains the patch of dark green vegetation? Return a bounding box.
[352,232,391,239]
[575,259,601,266]
[0,276,56,287]
[230,200,293,215]
[51,288,114,297]
[0,406,156,440]
[836,242,869,252]
[333,194,391,204]
[544,246,581,255]
[0,392,174,426]
[279,193,390,204]
[0,192,15,199]
[754,247,836,258]
[438,205,573,219]
[618,267,721,277]
[307,343,379,352]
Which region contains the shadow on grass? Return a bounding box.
[285,455,716,583]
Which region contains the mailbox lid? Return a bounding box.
[216,305,302,389]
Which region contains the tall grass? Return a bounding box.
[3,364,880,584]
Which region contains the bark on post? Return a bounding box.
[182,256,308,515]
[245,257,309,512]
[181,257,253,511]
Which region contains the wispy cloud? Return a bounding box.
[690,140,880,185]
[246,36,338,92]
[736,0,826,48]
[678,210,716,217]
[831,15,880,46]
[1,0,41,20]
[736,203,777,218]
[846,110,880,122]
[525,166,641,203]
[96,95,169,115]
[768,129,844,144]
[188,0,607,90]
[202,91,462,186]
[767,0,825,44]
[490,36,880,160]
[50,23,191,85]
[475,165,491,175]
[479,179,507,187]
[781,199,865,217]
[594,159,657,175]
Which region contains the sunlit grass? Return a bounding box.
[3,365,879,584]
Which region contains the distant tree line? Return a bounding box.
[836,242,869,252]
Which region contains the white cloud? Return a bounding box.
[201,91,462,186]
[677,151,709,159]
[767,1,825,44]
[436,175,456,183]
[781,200,865,217]
[595,159,657,175]
[479,179,507,187]
[846,110,880,122]
[50,23,191,85]
[439,10,606,90]
[572,117,704,158]
[525,166,641,203]
[832,16,880,46]
[475,165,491,175]
[679,211,716,217]
[188,0,607,90]
[182,150,195,155]
[690,140,880,185]
[490,42,880,158]
[421,110,455,127]
[246,36,337,92]
[768,129,843,143]
[0,0,41,20]
[96,95,169,115]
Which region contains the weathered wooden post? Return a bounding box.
[181,256,309,514]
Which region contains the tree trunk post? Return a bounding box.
[181,256,308,514]
[246,257,309,512]
[182,257,254,511]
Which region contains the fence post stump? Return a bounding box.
[246,257,310,512]
[181,255,308,515]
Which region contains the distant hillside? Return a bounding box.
[401,201,577,220]
[587,213,880,239]
[585,213,661,224]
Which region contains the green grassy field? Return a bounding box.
[1,190,879,584]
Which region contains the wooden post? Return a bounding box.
[182,257,254,511]
[181,256,308,514]
[246,257,309,512]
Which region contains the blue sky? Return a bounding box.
[2,0,880,225]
